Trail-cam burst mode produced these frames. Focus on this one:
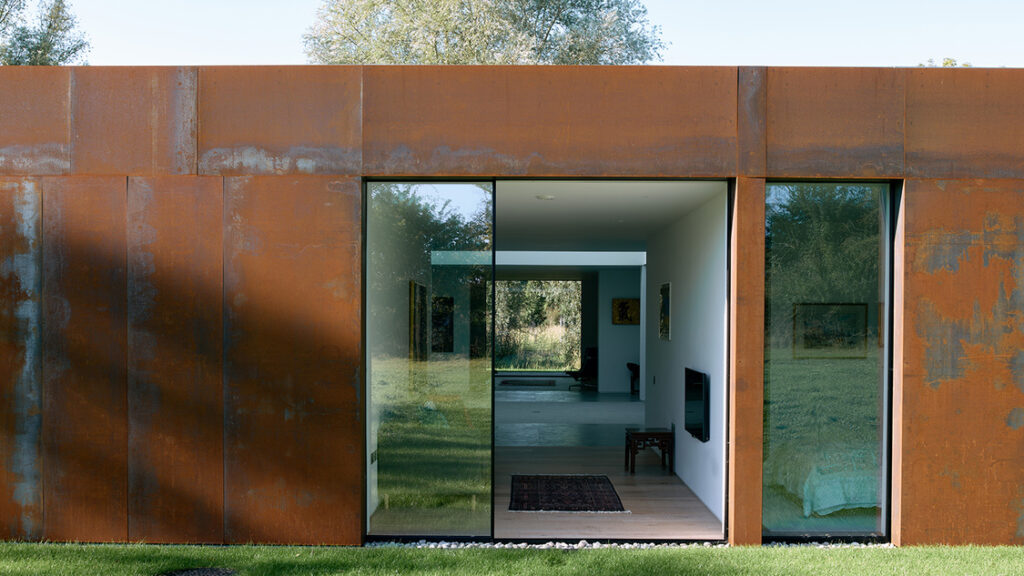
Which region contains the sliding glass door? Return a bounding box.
[762,182,891,537]
[366,182,493,537]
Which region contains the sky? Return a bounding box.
[67,0,1023,68]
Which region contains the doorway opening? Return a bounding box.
[492,180,728,540]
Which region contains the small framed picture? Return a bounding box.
[612,298,640,325]
[659,283,671,341]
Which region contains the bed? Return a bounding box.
[763,441,880,517]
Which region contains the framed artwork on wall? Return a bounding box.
[659,283,671,341]
[612,298,641,325]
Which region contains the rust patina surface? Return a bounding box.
[0,178,42,540]
[0,66,1022,545]
[900,178,1024,545]
[41,176,128,542]
[126,176,223,543]
[223,176,362,545]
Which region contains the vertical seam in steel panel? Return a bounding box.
[221,175,228,545]
[195,68,201,176]
[359,67,365,176]
[124,175,130,542]
[736,68,742,177]
[905,71,913,179]
[151,74,158,175]
[39,177,46,539]
[67,70,75,174]
[763,70,769,179]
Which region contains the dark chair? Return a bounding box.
[568,347,598,391]
[627,362,640,395]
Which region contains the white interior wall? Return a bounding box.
[643,191,728,523]
[597,269,642,393]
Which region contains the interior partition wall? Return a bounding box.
[762,182,892,538]
[365,182,494,537]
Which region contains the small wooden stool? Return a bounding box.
[624,427,674,474]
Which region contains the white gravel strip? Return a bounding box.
[365,540,894,550]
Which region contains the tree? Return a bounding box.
[0,0,26,35]
[0,0,89,65]
[304,0,664,65]
[919,57,972,68]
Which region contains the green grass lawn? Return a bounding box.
[2,543,1024,576]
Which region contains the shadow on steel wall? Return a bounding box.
[1,175,362,545]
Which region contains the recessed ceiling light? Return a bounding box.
[535,194,556,201]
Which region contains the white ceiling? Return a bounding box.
[495,180,728,251]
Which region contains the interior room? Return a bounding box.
[492,180,729,540]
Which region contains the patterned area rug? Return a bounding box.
[509,474,626,512]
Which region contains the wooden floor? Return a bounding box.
[494,446,723,540]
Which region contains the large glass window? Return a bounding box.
[763,182,889,537]
[366,182,493,537]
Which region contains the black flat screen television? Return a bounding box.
[684,367,710,442]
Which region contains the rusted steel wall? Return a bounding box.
[41,176,129,542]
[0,68,70,175]
[0,67,365,545]
[899,179,1024,545]
[198,67,362,176]
[362,66,737,177]
[126,176,223,543]
[765,68,905,178]
[0,178,42,540]
[72,68,197,175]
[906,69,1024,179]
[3,65,1024,545]
[223,176,362,545]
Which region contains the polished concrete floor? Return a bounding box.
[495,375,644,447]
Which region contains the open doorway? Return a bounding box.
[492,180,728,540]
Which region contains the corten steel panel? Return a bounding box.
[71,68,197,176]
[766,68,905,178]
[223,176,362,545]
[906,69,1024,179]
[737,67,766,178]
[0,67,70,175]
[127,176,223,543]
[363,66,738,177]
[901,179,1024,545]
[0,179,42,540]
[198,67,361,176]
[41,176,128,542]
[728,177,764,545]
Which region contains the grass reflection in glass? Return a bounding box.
[369,357,491,536]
